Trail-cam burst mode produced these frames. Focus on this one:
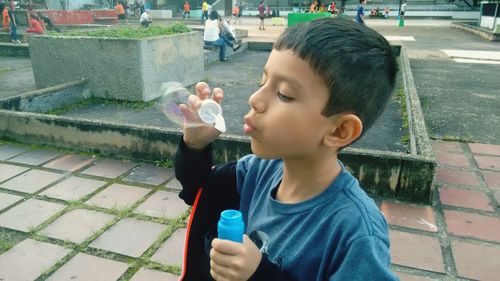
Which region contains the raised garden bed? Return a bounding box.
[28,24,204,101]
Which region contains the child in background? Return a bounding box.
[175,18,399,280]
[26,14,44,33]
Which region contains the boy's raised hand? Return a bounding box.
[179,82,224,151]
[210,235,262,281]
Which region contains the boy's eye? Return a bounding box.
[277,92,293,102]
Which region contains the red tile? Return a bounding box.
[434,151,470,168]
[439,186,493,212]
[482,170,500,189]
[451,240,500,281]
[432,141,463,153]
[381,201,438,232]
[390,230,444,273]
[474,155,500,172]
[436,168,480,187]
[444,210,500,243]
[469,143,500,156]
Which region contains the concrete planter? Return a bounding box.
[29,31,204,101]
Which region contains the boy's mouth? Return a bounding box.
[243,115,255,134]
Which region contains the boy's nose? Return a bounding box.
[248,90,266,113]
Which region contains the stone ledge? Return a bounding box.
[451,22,500,41]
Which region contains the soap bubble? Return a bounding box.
[158,82,227,133]
[158,82,191,127]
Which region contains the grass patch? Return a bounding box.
[0,67,13,74]
[0,228,27,254]
[59,23,191,39]
[395,87,410,145]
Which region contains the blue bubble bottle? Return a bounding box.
[218,209,244,243]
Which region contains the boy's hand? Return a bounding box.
[179,82,224,151]
[210,235,262,281]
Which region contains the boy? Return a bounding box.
[140,9,152,27]
[176,18,399,280]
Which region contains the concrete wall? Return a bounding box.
[29,31,204,101]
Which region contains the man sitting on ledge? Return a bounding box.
[140,9,153,27]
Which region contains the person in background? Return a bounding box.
[26,14,44,33]
[230,3,239,24]
[26,0,34,27]
[384,6,390,18]
[37,12,61,32]
[5,5,21,43]
[203,10,241,62]
[116,1,127,23]
[140,9,152,27]
[236,1,243,24]
[183,0,190,19]
[1,3,9,32]
[258,0,265,30]
[355,0,365,24]
[201,0,209,23]
[330,1,336,14]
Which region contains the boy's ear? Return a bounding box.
[323,114,363,149]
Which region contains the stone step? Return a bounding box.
[0,32,27,43]
[0,42,30,57]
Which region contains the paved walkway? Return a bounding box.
[0,140,499,280]
[0,18,499,281]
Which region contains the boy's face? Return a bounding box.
[244,50,335,160]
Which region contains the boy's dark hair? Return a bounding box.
[274,18,397,138]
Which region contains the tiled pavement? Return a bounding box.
[0,140,499,280]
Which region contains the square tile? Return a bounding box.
[130,268,179,281]
[0,169,65,194]
[43,154,95,172]
[434,151,470,168]
[0,239,71,281]
[482,170,500,189]
[165,178,182,191]
[0,144,30,160]
[47,253,129,281]
[89,218,167,258]
[435,168,480,187]
[0,163,29,183]
[81,159,136,179]
[123,164,174,185]
[135,190,189,219]
[474,155,500,171]
[451,240,500,281]
[151,228,186,267]
[40,176,107,201]
[469,143,500,156]
[0,192,23,211]
[439,186,493,211]
[381,201,438,232]
[86,183,150,210]
[431,140,463,153]
[394,272,436,281]
[39,209,116,244]
[444,210,500,243]
[8,149,62,166]
[389,230,444,273]
[0,199,65,232]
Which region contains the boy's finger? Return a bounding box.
[195,82,210,99]
[212,88,224,104]
[210,248,234,267]
[211,238,244,255]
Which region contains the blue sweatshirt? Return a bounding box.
[237,154,398,280]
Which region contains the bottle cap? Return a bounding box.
[198,99,226,133]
